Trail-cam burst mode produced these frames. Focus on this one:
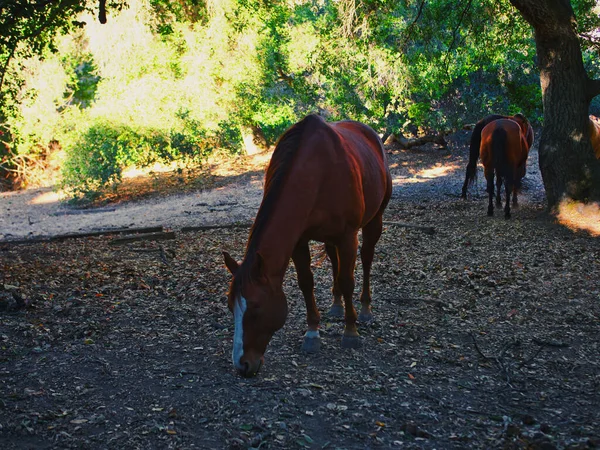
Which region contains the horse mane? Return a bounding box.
[239,114,324,284]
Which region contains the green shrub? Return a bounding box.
[61,122,133,199]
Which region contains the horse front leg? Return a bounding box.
[485,168,495,216]
[337,233,360,349]
[358,214,384,323]
[325,243,344,318]
[292,241,321,353]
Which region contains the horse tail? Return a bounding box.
[491,127,509,185]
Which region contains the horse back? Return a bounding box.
[480,119,528,171]
[291,116,391,234]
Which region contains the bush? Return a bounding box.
[61,122,133,199]
[60,115,246,199]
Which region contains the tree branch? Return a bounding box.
[0,40,17,95]
[442,0,472,77]
[99,0,107,24]
[400,0,427,50]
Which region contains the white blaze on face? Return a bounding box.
[232,295,247,370]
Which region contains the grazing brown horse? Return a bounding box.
[461,114,534,199]
[223,114,392,377]
[589,115,600,159]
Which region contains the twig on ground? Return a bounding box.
[517,346,545,370]
[470,334,521,383]
[532,338,570,348]
[470,332,492,360]
[109,231,176,245]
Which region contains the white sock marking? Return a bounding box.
[304,330,320,339]
[232,295,247,370]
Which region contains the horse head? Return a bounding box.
[223,251,288,377]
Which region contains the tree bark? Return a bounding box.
[509,0,600,207]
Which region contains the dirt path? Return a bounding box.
[0,170,265,241]
[0,130,544,241]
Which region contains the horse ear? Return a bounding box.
[223,251,239,274]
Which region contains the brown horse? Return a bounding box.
[589,115,600,159]
[461,113,534,199]
[223,114,392,377]
[479,115,533,218]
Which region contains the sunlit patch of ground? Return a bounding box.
[29,190,65,205]
[556,199,600,237]
[392,162,460,186]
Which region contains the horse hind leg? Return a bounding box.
[513,173,523,206]
[485,168,495,216]
[357,213,384,323]
[292,241,321,353]
[325,243,344,319]
[336,233,361,349]
[504,178,513,219]
[495,174,502,206]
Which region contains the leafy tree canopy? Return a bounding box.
[0,0,599,197]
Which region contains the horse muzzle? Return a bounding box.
[238,355,264,377]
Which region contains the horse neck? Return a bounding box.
[246,207,307,282]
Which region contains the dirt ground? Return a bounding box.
[1,131,599,449]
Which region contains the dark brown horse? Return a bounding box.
[589,115,600,159]
[461,114,534,199]
[481,115,533,218]
[223,114,392,377]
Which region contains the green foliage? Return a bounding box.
[3,0,600,196]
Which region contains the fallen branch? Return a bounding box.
[0,226,164,245]
[109,231,176,245]
[181,223,252,232]
[383,221,435,235]
[52,207,117,216]
[385,132,447,149]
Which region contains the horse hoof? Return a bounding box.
[505,213,511,219]
[327,304,344,319]
[301,337,321,354]
[341,335,361,349]
[358,311,373,323]
[487,210,494,217]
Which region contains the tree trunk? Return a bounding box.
[509,0,600,207]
